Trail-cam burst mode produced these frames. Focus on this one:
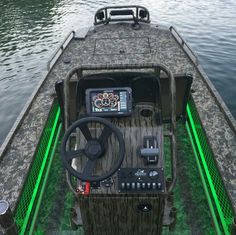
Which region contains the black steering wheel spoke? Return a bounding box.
[99,126,113,147]
[82,159,97,179]
[66,149,84,161]
[79,122,92,141]
[61,117,125,182]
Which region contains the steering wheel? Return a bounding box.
[61,117,125,182]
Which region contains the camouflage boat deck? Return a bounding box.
[0,22,236,216]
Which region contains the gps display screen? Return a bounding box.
[86,88,132,116]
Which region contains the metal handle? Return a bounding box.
[140,148,159,157]
[110,9,134,16]
[94,5,150,25]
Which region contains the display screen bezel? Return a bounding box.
[85,87,132,117]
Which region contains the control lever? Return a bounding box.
[140,136,159,164]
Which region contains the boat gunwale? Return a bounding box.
[170,26,236,134]
[171,27,236,216]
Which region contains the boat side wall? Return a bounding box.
[170,27,236,133]
[171,31,236,214]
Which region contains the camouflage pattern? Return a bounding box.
[0,21,236,216]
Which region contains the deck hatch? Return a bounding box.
[94,37,151,55]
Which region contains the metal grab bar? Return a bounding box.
[63,63,177,193]
[170,26,199,65]
[47,31,75,71]
[94,5,150,25]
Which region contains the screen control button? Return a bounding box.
[121,182,125,189]
[136,182,141,189]
[142,183,146,189]
[131,182,136,189]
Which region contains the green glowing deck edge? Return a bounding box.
[186,122,221,234]
[186,103,233,234]
[13,101,234,234]
[18,107,61,235]
[29,123,62,235]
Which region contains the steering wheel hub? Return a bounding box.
[61,117,125,182]
[85,140,102,159]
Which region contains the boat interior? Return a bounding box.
[1,5,236,235]
[56,64,192,234]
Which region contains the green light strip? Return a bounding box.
[186,122,221,234]
[186,104,229,234]
[20,108,61,235]
[29,123,62,235]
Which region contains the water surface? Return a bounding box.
[0,0,236,144]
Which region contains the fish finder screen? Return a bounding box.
[86,88,132,116]
[91,90,127,112]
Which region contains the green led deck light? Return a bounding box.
[19,107,61,235]
[13,101,234,235]
[186,103,233,235]
[14,103,62,235]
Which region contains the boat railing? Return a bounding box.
[170,26,199,65]
[47,31,75,71]
[63,63,177,193]
[94,5,150,25]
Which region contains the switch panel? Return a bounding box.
[118,168,165,193]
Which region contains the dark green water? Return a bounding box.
[0,0,236,145]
